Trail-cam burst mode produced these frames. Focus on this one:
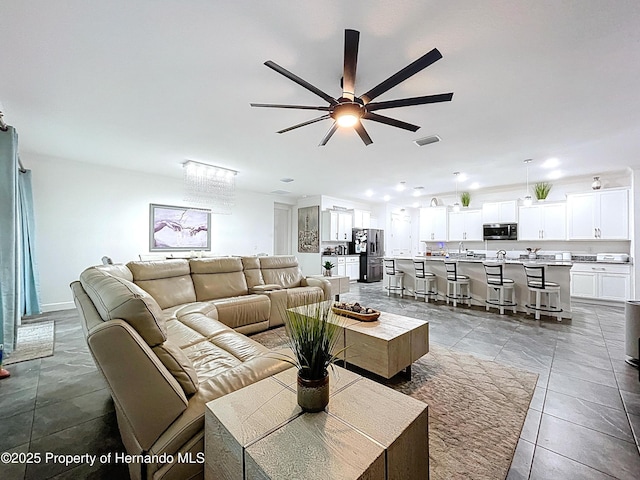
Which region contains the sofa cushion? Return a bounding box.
[189,257,249,300]
[128,260,197,309]
[152,340,199,396]
[241,256,265,288]
[79,267,166,347]
[211,295,271,329]
[259,256,304,288]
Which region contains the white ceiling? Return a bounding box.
[1,1,639,205]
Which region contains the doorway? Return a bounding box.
[274,203,292,255]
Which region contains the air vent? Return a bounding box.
[270,190,291,195]
[280,178,294,183]
[413,135,441,147]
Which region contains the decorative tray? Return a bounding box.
[331,303,381,322]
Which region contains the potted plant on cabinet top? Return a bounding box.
[283,302,344,412]
[534,182,552,201]
[460,191,471,208]
[322,260,334,277]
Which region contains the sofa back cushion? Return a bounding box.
[259,256,304,288]
[189,257,249,301]
[79,267,167,347]
[127,260,196,309]
[241,256,265,288]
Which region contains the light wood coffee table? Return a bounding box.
[205,365,429,480]
[291,306,430,379]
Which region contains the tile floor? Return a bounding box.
[0,282,639,479]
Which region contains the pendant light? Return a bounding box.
[523,159,533,206]
[453,172,460,212]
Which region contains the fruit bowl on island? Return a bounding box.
[332,302,381,322]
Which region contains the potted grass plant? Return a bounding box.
[283,302,344,412]
[534,182,552,201]
[460,191,471,208]
[322,260,334,277]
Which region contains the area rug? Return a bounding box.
[3,321,55,365]
[251,327,538,480]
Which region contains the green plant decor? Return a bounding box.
[460,191,471,207]
[534,182,552,200]
[323,261,335,271]
[283,302,344,380]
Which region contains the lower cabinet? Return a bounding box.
[570,263,631,301]
[346,256,360,281]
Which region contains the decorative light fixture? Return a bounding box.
[523,159,533,206]
[183,160,237,214]
[591,176,602,190]
[453,172,460,212]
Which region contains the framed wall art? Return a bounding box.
[298,205,319,253]
[149,204,211,251]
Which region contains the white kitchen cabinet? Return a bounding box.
[345,256,360,281]
[353,209,371,229]
[419,207,448,242]
[322,211,353,241]
[481,200,518,224]
[567,189,629,240]
[518,203,566,240]
[336,256,346,277]
[448,209,483,241]
[570,263,631,301]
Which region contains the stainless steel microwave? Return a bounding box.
[483,223,517,240]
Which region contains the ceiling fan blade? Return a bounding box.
[264,61,338,106]
[360,48,443,104]
[354,121,373,146]
[251,103,331,111]
[319,122,338,146]
[365,93,454,111]
[363,112,420,132]
[342,29,360,100]
[277,114,331,134]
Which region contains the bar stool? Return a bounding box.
[483,262,516,314]
[384,259,405,297]
[444,261,470,307]
[523,264,563,321]
[413,260,438,302]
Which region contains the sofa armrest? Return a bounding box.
[302,277,332,301]
[87,320,188,451]
[249,284,283,293]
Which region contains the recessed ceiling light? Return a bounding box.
[396,181,406,192]
[542,157,560,169]
[280,177,294,183]
[365,189,374,197]
[413,186,424,197]
[383,195,391,202]
[270,190,291,195]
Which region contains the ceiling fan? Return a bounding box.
[250,29,453,146]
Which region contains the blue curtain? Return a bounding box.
[0,127,19,354]
[19,169,41,316]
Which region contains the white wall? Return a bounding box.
[27,154,282,311]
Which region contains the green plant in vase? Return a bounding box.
[460,191,471,208]
[283,302,344,412]
[322,261,334,276]
[534,182,552,201]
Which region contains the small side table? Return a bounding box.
[309,274,350,300]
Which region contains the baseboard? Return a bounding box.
[41,301,75,312]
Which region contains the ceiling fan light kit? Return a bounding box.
[251,29,453,146]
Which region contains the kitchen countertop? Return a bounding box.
[388,255,574,267]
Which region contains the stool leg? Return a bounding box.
[556,291,562,322]
[399,277,403,298]
[446,282,450,305]
[486,285,490,311]
[499,287,505,315]
[535,291,541,320]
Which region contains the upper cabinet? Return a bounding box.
[518,203,566,241]
[322,210,353,242]
[448,209,483,241]
[352,209,371,229]
[419,207,448,242]
[481,200,518,224]
[567,189,629,240]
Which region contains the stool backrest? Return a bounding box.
[484,262,504,285]
[523,264,546,289]
[384,259,397,275]
[413,260,426,278]
[444,261,459,281]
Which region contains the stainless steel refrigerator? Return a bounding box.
[350,228,384,282]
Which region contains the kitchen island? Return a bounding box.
[383,256,572,319]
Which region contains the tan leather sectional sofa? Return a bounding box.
[70,255,330,480]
